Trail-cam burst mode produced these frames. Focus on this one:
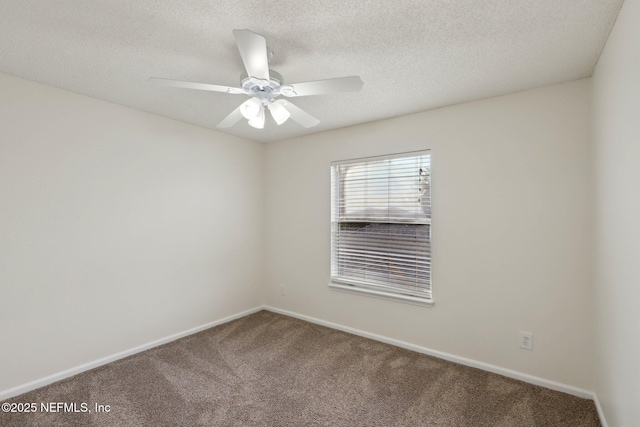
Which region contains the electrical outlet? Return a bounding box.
[519,331,533,350]
[280,284,286,296]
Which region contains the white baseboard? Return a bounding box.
[592,393,608,427]
[263,305,595,400]
[0,305,265,402]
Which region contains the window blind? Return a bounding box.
[331,151,431,300]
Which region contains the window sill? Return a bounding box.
[328,282,434,307]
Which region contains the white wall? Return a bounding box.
[592,0,640,424]
[0,65,602,401]
[264,79,593,389]
[0,73,264,392]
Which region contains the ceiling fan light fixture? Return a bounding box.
[152,30,363,130]
[268,100,291,125]
[240,97,262,120]
[248,106,265,129]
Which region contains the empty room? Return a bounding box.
[1,1,638,426]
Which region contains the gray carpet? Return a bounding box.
[1,310,600,426]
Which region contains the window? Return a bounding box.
[330,151,432,305]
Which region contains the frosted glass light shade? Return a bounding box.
[248,107,265,129]
[268,100,291,125]
[240,98,262,120]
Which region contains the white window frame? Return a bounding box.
[329,150,433,307]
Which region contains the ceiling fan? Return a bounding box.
[150,29,364,130]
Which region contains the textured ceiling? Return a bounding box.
[0,0,623,143]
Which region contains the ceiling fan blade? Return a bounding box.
[233,29,270,81]
[281,76,363,97]
[149,78,244,94]
[216,103,245,128]
[281,101,320,128]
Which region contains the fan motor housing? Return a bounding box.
[240,70,284,103]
